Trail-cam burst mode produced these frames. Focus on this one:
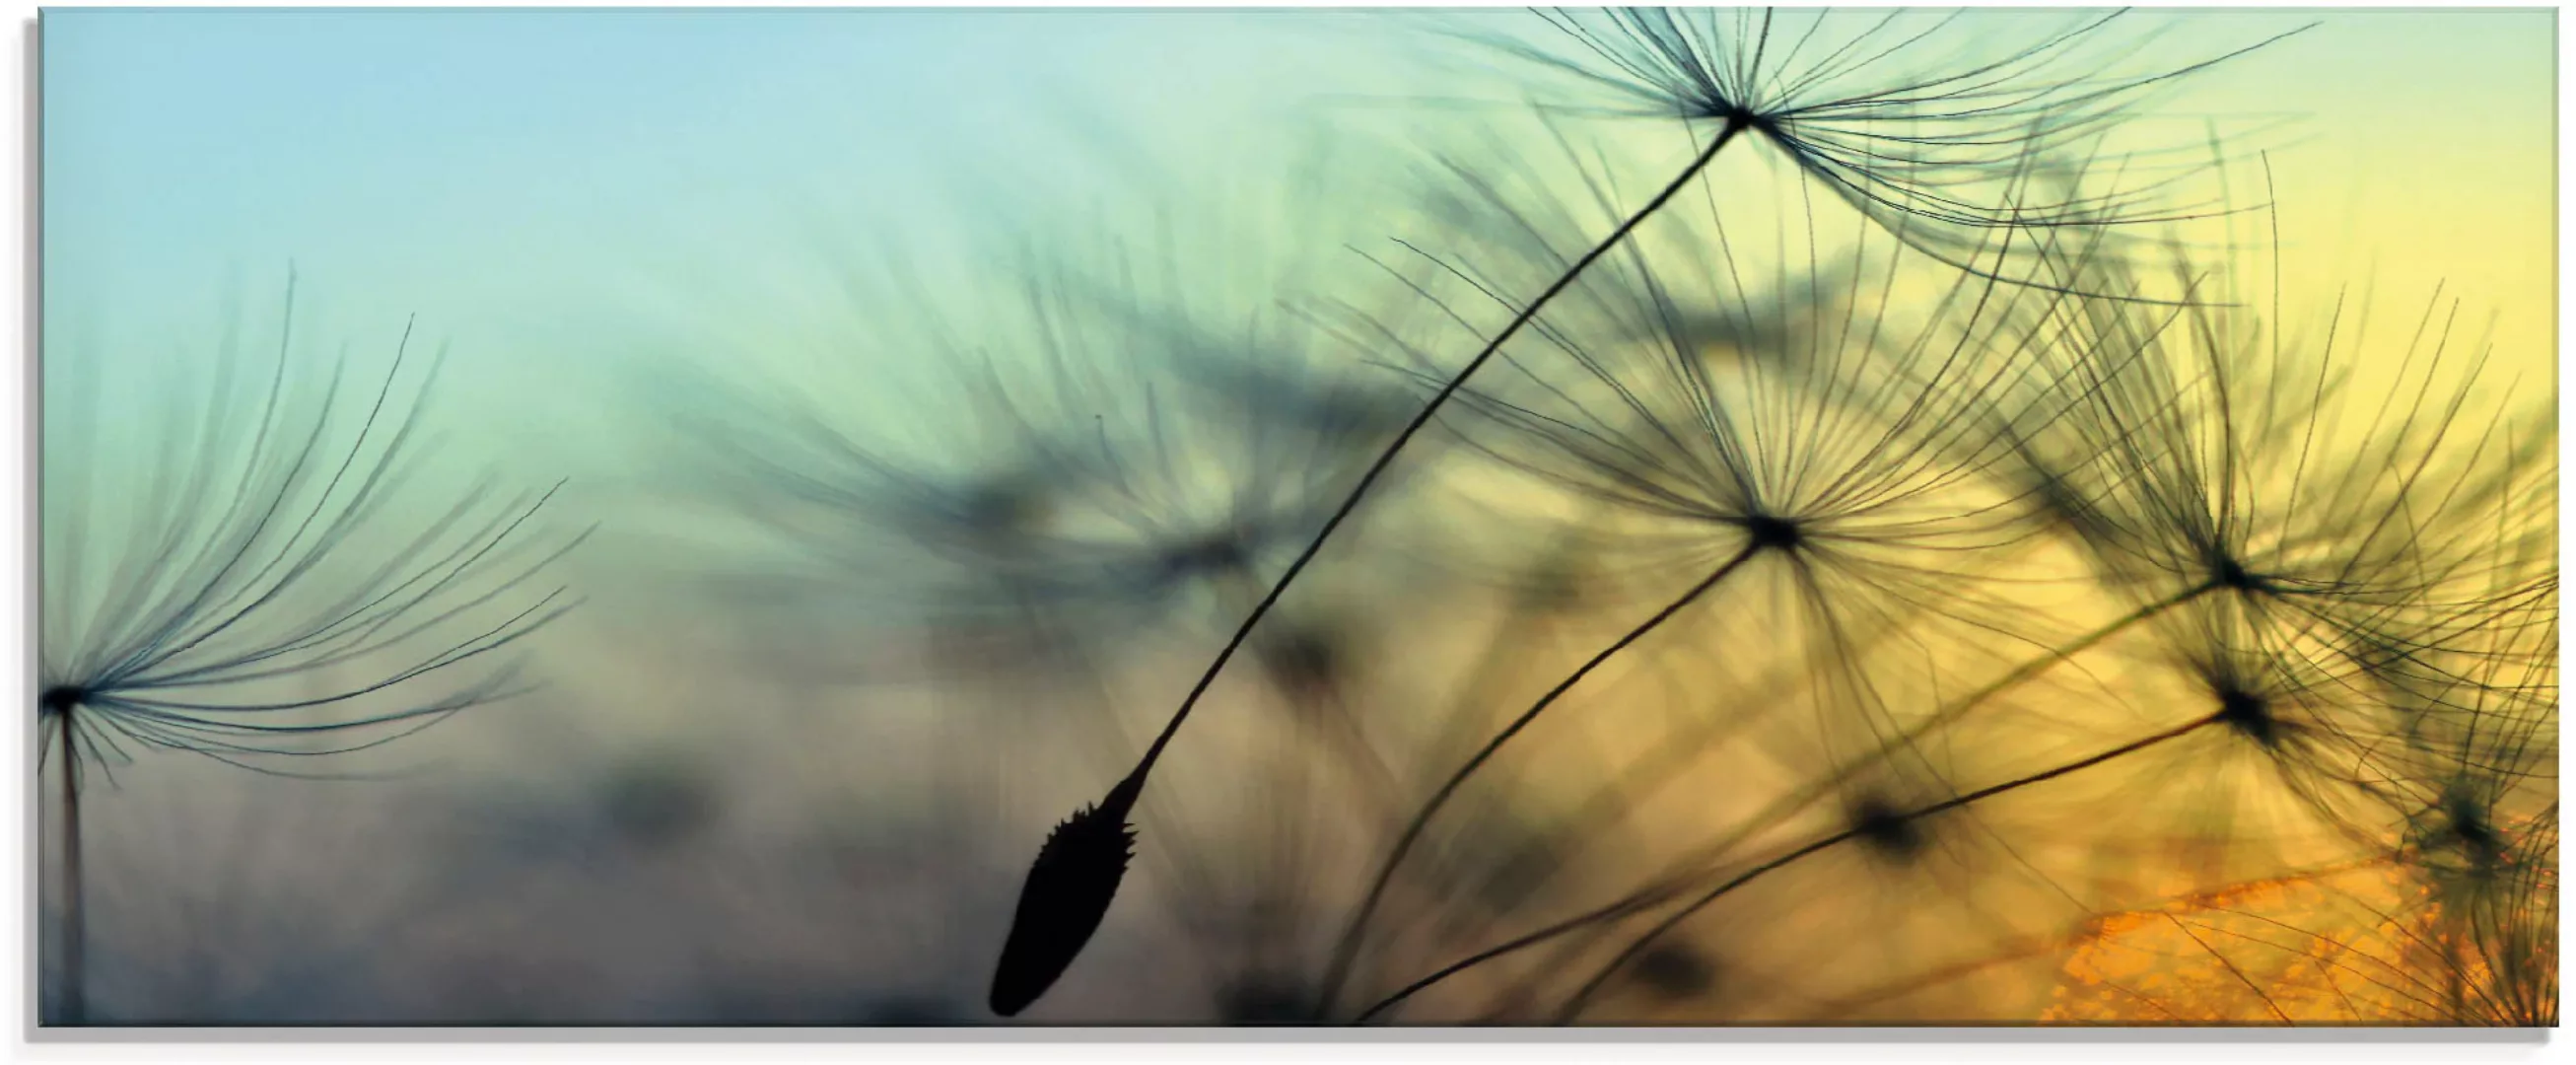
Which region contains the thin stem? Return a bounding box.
[1351,582,2217,1022]
[1551,711,2226,1023]
[992,113,1757,1022]
[1125,116,1756,788]
[55,713,85,1026]
[1317,538,1766,1018]
[1415,521,1612,793]
[1675,580,2222,863]
[1459,591,1933,935]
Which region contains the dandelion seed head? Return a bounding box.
[1461,6,2309,277]
[1147,528,1257,588]
[2209,553,2275,597]
[40,281,583,776]
[1256,620,1347,702]
[956,474,1061,543]
[2213,685,2276,748]
[1738,513,1804,553]
[2441,793,2506,868]
[2407,778,2527,888]
[675,194,1422,695]
[1847,793,1928,863]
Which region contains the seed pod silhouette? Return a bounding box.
[989,772,1145,1017]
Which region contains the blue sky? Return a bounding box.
[41,7,2555,474]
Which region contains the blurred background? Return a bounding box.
[35,7,2555,1025]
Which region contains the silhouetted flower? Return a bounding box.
[40,292,582,777]
[1475,7,2309,275]
[668,227,1427,694]
[40,280,584,1025]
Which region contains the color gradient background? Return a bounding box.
[35,6,2559,1025]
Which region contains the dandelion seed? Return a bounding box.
[39,278,585,1024]
[1470,7,2310,280]
[1845,793,1928,863]
[1312,140,2135,1018]
[971,6,2324,1020]
[669,222,1413,698]
[1986,219,2553,677]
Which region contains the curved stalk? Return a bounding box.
[989,114,1755,1018]
[1352,581,2218,1022]
[1316,539,1765,1017]
[1550,711,2225,1022]
[1128,116,1757,788]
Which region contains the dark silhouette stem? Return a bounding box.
[1551,711,2224,1022]
[995,112,1753,1021]
[1126,116,1755,788]
[1351,584,2218,1022]
[56,715,85,1026]
[1358,711,2223,1024]
[1318,538,1765,1018]
[1700,581,2221,846]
